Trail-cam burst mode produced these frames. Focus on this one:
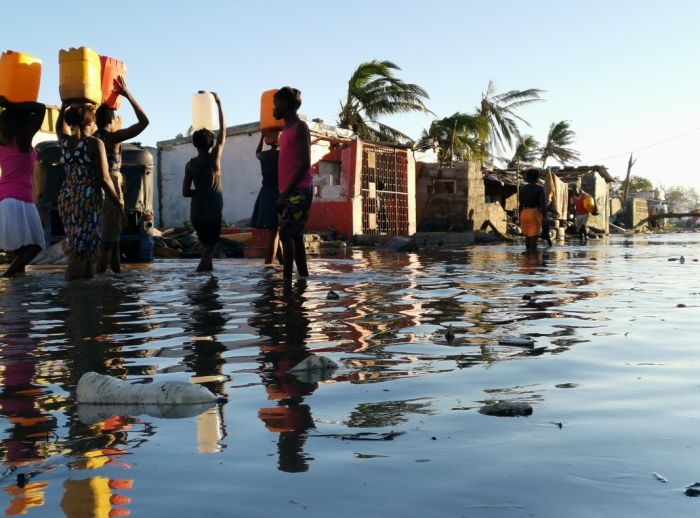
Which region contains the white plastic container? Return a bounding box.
[191,91,218,131]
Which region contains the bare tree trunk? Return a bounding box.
[622,153,636,205]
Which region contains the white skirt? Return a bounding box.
[0,198,45,251]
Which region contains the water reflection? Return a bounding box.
[252,278,316,472]
[1,236,677,513]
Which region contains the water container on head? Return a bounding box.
[0,50,42,103]
[260,89,284,131]
[191,91,217,131]
[59,47,101,104]
[100,55,126,110]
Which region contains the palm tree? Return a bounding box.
[540,120,581,167]
[507,135,540,168]
[476,81,544,161]
[338,60,430,144]
[421,112,488,166]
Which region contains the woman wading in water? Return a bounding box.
[56,102,124,280]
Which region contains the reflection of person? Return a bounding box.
[519,169,546,252]
[570,184,594,241]
[95,75,149,274]
[182,92,225,273]
[273,87,312,281]
[252,130,283,265]
[252,278,317,471]
[56,102,124,280]
[0,96,46,277]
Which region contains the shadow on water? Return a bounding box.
[1,234,700,515]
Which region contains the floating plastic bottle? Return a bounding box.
[100,55,126,109]
[59,47,101,104]
[260,89,284,131]
[0,50,42,103]
[191,91,217,131]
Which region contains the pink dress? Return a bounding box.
[0,140,45,251]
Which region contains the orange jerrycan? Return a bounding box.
[583,195,595,214]
[260,89,284,131]
[100,55,126,109]
[59,47,101,104]
[0,50,42,102]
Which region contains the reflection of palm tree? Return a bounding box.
[347,399,433,428]
[338,60,430,144]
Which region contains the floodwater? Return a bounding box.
[1,234,699,517]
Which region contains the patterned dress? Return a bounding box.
[58,138,104,261]
[94,128,124,245]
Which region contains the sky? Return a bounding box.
[5,0,700,189]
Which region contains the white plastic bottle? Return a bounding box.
[191,91,218,131]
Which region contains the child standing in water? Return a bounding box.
[519,169,546,252]
[272,87,312,281]
[251,130,283,265]
[0,96,46,277]
[182,92,225,272]
[94,76,149,274]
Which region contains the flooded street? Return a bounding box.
[1,234,700,517]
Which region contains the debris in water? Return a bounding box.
[677,304,687,308]
[550,421,563,429]
[680,256,686,264]
[445,324,455,344]
[354,453,389,459]
[685,482,700,497]
[522,294,532,300]
[668,258,679,262]
[555,383,579,389]
[312,431,404,441]
[76,372,219,405]
[479,401,533,417]
[326,290,340,300]
[652,472,668,483]
[498,336,535,348]
[289,355,338,372]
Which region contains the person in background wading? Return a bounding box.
[518,169,547,252]
[182,92,225,272]
[94,75,149,274]
[570,183,596,242]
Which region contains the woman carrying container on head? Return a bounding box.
[182,92,225,273]
[251,130,283,265]
[94,76,149,274]
[272,87,313,281]
[519,168,547,253]
[0,96,46,277]
[56,102,125,280]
